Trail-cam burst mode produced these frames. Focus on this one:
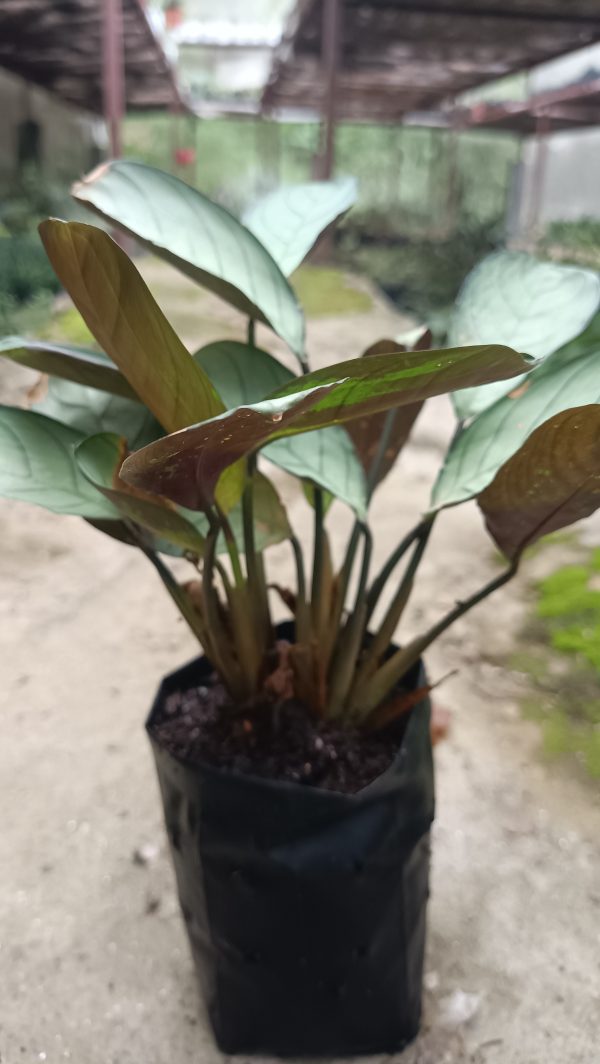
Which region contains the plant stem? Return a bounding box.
[310,486,326,627]
[242,454,271,638]
[215,558,232,594]
[290,534,306,603]
[350,521,433,700]
[321,521,362,666]
[366,514,436,623]
[140,544,207,644]
[289,534,310,644]
[327,525,373,716]
[350,524,373,622]
[422,560,518,649]
[329,403,400,660]
[355,560,519,717]
[297,335,310,377]
[201,520,248,698]
[189,550,235,613]
[215,503,245,587]
[334,522,362,614]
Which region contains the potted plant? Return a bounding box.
[1,162,600,1056]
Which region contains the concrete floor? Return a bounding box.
[1,268,599,1064]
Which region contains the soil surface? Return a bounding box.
[1,262,599,1064]
[152,672,407,793]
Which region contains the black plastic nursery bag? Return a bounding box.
[147,643,435,1056]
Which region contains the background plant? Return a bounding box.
[1,161,600,729]
[0,168,68,333]
[541,217,600,270]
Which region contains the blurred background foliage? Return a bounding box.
[513,545,600,780]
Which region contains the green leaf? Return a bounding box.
[432,335,600,510]
[39,220,225,434]
[228,473,291,553]
[532,309,600,375]
[72,160,305,362]
[479,406,600,560]
[194,340,294,404]
[302,482,334,513]
[194,339,367,515]
[0,336,136,399]
[450,252,600,419]
[75,433,207,555]
[121,343,534,510]
[35,378,162,450]
[265,428,367,518]
[0,406,117,518]
[242,177,357,276]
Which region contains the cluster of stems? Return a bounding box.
[140,326,518,729]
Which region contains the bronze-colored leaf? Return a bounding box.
[479,405,600,560]
[39,221,223,433]
[122,343,533,510]
[346,336,427,488]
[39,220,243,510]
[76,432,290,557]
[75,433,207,556]
[122,385,334,509]
[0,336,135,398]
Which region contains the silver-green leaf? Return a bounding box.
[72,160,305,362]
[243,177,357,276]
[0,406,117,518]
[265,428,367,518]
[193,340,293,405]
[450,252,600,419]
[35,378,162,451]
[433,332,600,510]
[194,340,367,515]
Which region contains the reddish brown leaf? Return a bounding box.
[346,335,429,488]
[122,342,534,510]
[479,405,600,561]
[39,221,224,433]
[367,668,456,732]
[367,684,434,731]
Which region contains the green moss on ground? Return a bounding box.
[290,265,373,317]
[512,549,600,780]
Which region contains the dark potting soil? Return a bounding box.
[151,677,409,794]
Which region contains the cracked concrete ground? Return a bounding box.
[1,265,599,1064]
